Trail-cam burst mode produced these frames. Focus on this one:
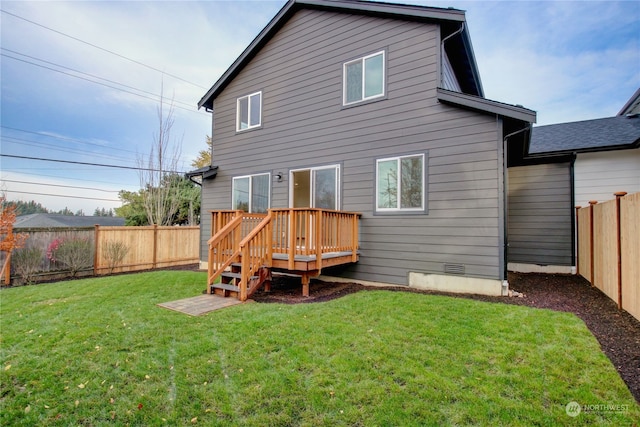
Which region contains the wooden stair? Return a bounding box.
[209,262,272,299]
[207,208,361,301]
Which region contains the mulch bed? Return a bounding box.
[251,272,640,403]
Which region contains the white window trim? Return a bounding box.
[343,51,385,106]
[288,164,341,210]
[236,91,262,132]
[232,173,271,213]
[375,153,425,212]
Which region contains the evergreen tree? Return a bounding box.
[1,200,49,215]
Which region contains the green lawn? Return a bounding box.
[1,271,638,426]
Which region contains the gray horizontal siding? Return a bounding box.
[442,50,461,92]
[201,9,505,284]
[507,163,572,266]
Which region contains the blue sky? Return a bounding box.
[1,0,638,214]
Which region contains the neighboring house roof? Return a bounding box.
[618,88,640,116]
[198,0,484,110]
[14,214,125,229]
[527,115,640,156]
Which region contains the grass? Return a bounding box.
[1,271,638,426]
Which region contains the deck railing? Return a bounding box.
[270,208,360,269]
[206,215,242,290]
[239,214,273,300]
[207,208,361,297]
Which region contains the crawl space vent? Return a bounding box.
[444,263,465,275]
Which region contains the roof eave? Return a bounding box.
[528,139,640,158]
[617,87,640,116]
[436,87,536,123]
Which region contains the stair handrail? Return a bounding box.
[207,214,243,291]
[238,212,273,301]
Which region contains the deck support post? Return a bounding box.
[301,273,310,297]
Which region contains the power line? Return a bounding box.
[2,179,118,193]
[4,189,120,202]
[1,47,197,110]
[1,125,139,155]
[2,136,138,165]
[1,170,139,190]
[1,126,190,166]
[1,53,201,114]
[0,8,208,90]
[1,154,184,174]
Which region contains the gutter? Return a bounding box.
[185,165,218,186]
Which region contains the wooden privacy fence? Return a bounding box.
[94,225,200,275]
[3,225,199,284]
[576,192,640,322]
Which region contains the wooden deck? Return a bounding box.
[207,209,361,300]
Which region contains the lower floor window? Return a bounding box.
[376,153,425,212]
[232,173,270,213]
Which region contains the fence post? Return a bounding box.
[575,206,581,276]
[153,224,158,269]
[3,252,11,285]
[94,225,100,276]
[588,200,597,285]
[614,192,627,310]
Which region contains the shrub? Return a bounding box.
[102,241,129,274]
[47,238,94,277]
[11,247,43,285]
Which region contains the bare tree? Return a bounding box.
[137,90,183,226]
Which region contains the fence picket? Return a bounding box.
[577,192,640,322]
[3,225,199,284]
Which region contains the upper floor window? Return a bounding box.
[232,173,270,213]
[237,91,262,131]
[376,153,425,212]
[343,51,385,105]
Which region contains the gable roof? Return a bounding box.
[618,88,640,116]
[14,214,125,229]
[527,115,640,156]
[198,0,483,110]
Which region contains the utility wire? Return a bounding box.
[1,125,139,155]
[4,189,120,202]
[1,154,184,174]
[0,9,208,90]
[1,179,118,193]
[1,53,201,114]
[1,47,196,109]
[1,170,139,189]
[2,136,138,165]
[1,126,189,166]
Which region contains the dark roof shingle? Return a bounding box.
[529,116,640,155]
[14,214,125,229]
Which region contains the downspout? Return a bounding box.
[440,23,464,85]
[502,124,531,291]
[187,175,202,187]
[442,22,465,45]
[570,153,577,273]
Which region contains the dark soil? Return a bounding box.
[251,272,640,403]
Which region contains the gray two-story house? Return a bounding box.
[189,0,536,299]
